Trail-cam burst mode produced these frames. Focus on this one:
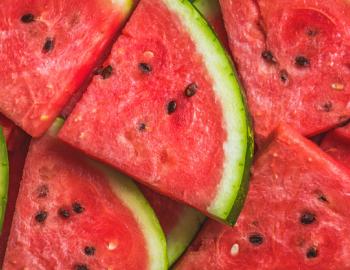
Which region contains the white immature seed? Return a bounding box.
[107,242,118,251]
[230,243,239,256]
[331,83,345,90]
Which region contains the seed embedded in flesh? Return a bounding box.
[101,65,113,79]
[37,185,49,198]
[321,101,333,112]
[42,37,55,53]
[138,123,146,131]
[306,247,318,259]
[35,210,48,223]
[230,243,239,256]
[21,13,35,23]
[306,28,318,36]
[74,264,88,270]
[295,56,310,67]
[279,69,289,83]
[261,50,277,64]
[167,100,177,114]
[249,233,264,245]
[139,63,152,74]
[84,246,96,256]
[300,212,316,225]
[72,202,85,214]
[58,208,70,219]
[331,83,345,91]
[184,83,198,97]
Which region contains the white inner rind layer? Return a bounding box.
[96,164,168,270]
[0,127,9,232]
[163,0,249,220]
[167,207,205,266]
[111,0,135,14]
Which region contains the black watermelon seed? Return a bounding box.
[37,184,49,198]
[139,63,152,74]
[138,123,146,131]
[84,246,96,256]
[167,100,177,114]
[261,50,277,64]
[184,83,198,97]
[94,66,104,75]
[35,210,48,223]
[72,202,85,214]
[321,101,333,112]
[279,69,289,83]
[318,194,328,203]
[21,13,35,23]
[295,56,310,67]
[300,212,316,225]
[42,37,55,53]
[306,247,318,259]
[101,65,113,79]
[58,208,70,219]
[74,264,88,270]
[249,233,264,245]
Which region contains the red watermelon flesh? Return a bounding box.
[0,0,134,137]
[175,124,350,270]
[59,0,251,222]
[220,0,350,145]
[3,126,166,269]
[321,123,350,168]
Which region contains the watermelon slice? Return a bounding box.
[140,186,205,266]
[175,125,350,269]
[0,0,135,137]
[0,128,9,234]
[191,0,229,50]
[220,0,350,145]
[3,120,167,269]
[59,0,253,224]
[321,123,350,168]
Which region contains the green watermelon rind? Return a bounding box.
[163,0,253,224]
[50,119,168,269]
[0,127,9,233]
[99,166,168,270]
[167,207,206,266]
[191,0,221,19]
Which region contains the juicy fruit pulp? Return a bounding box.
[140,186,205,266]
[3,121,167,270]
[220,0,350,145]
[175,125,350,269]
[0,0,133,137]
[321,123,350,169]
[0,128,9,234]
[59,0,252,223]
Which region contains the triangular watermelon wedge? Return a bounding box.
[175,125,350,269]
[3,119,167,269]
[0,0,135,137]
[220,0,350,145]
[321,123,350,168]
[59,0,253,224]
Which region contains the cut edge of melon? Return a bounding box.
[0,127,9,233]
[167,207,206,266]
[51,119,168,269]
[163,0,252,223]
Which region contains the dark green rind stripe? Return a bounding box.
[0,128,9,233]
